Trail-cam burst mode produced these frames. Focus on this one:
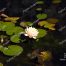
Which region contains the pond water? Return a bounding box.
[0,0,66,66]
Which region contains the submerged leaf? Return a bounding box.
[37,14,47,19]
[47,18,59,24]
[39,51,52,61]
[2,45,23,56]
[52,0,61,4]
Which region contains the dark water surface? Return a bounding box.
[0,0,66,66]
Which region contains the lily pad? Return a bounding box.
[36,8,42,11]
[2,22,15,31]
[4,17,19,23]
[37,29,47,38]
[37,14,47,19]
[6,30,14,35]
[14,27,24,34]
[38,21,56,30]
[0,22,6,31]
[2,45,23,56]
[10,35,20,43]
[0,45,4,52]
[44,23,55,30]
[38,21,48,26]
[20,22,32,27]
[0,63,3,66]
[36,1,44,4]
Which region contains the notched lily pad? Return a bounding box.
[2,45,23,56]
[37,14,47,19]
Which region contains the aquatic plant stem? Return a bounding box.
[3,40,10,46]
[6,56,16,62]
[23,3,37,13]
[31,19,40,26]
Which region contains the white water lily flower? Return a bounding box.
[24,27,39,39]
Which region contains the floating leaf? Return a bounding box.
[37,29,47,38]
[36,1,44,4]
[0,63,3,66]
[38,21,56,30]
[6,30,14,35]
[36,8,42,11]
[52,0,61,4]
[20,22,26,27]
[38,21,48,26]
[10,35,20,43]
[47,18,59,24]
[4,17,19,23]
[20,22,32,27]
[2,22,15,31]
[14,27,24,34]
[0,22,7,31]
[2,45,23,56]
[0,22,3,30]
[44,23,55,30]
[0,45,4,51]
[37,14,47,19]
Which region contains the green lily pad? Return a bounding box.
[36,1,44,4]
[10,35,20,43]
[2,45,23,56]
[0,45,4,52]
[0,22,6,31]
[14,27,24,34]
[6,30,14,35]
[37,13,47,19]
[0,63,3,66]
[1,22,15,31]
[37,29,47,38]
[20,22,32,27]
[36,8,42,11]
[38,21,48,26]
